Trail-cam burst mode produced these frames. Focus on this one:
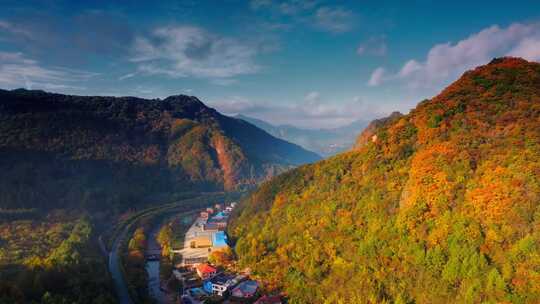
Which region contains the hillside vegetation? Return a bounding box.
[229,58,540,303]
[0,215,116,303]
[0,90,319,212]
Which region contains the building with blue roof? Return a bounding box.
[212,231,228,248]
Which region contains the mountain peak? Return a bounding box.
[163,94,209,112]
[487,56,531,66]
[163,94,201,103]
[438,57,540,101]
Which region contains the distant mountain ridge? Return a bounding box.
[0,89,320,211]
[234,114,369,157]
[229,57,540,302]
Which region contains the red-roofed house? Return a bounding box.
[195,263,217,279]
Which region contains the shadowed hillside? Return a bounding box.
[0,89,320,212]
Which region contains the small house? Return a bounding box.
[195,263,217,280]
[203,273,236,296]
[190,235,212,248]
[231,280,259,299]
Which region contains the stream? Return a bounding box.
[145,226,172,304]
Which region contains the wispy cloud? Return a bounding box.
[357,35,387,56]
[0,51,97,90]
[0,20,34,40]
[118,72,137,81]
[314,6,353,33]
[0,11,135,60]
[368,22,540,88]
[249,1,353,33]
[130,26,260,83]
[367,67,385,86]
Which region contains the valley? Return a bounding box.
[1,2,540,302]
[1,57,539,304]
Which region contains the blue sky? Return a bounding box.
[1,0,540,128]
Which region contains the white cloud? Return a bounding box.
[314,6,353,33]
[0,51,96,90]
[131,26,260,82]
[373,22,540,88]
[368,67,385,86]
[508,37,540,61]
[398,60,422,77]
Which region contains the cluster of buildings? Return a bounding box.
[183,264,280,303]
[176,203,235,266]
[172,202,283,304]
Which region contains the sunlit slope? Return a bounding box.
[229,57,540,303]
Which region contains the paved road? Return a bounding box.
[109,227,134,304]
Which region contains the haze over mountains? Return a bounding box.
[229,58,540,303]
[234,114,369,157]
[0,89,320,211]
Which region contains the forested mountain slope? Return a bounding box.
[0,89,320,211]
[229,57,540,303]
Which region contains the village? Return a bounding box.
[168,202,283,304]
